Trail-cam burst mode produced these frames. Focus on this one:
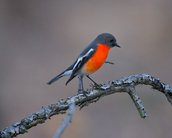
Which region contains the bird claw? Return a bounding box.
[90,83,103,90]
[105,61,115,65]
[78,89,90,97]
[78,89,83,94]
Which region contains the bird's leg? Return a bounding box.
[86,75,100,88]
[105,61,114,65]
[78,75,84,94]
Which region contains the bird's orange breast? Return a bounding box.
[82,43,111,74]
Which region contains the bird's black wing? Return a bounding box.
[66,43,97,85]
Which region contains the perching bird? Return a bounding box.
[47,33,120,94]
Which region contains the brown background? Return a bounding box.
[1,0,172,138]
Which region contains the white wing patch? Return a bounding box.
[72,48,94,70]
[83,48,94,57]
[64,70,72,76]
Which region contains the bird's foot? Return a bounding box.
[90,83,103,90]
[105,61,114,65]
[88,78,101,88]
[78,88,84,94]
[78,89,90,96]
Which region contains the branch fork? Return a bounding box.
[1,74,172,138]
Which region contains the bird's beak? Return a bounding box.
[115,43,121,48]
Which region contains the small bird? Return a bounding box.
[47,33,120,94]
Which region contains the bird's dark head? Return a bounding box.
[96,33,121,48]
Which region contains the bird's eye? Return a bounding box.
[110,39,114,42]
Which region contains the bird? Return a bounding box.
[47,33,120,94]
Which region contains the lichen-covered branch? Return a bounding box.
[0,74,172,138]
[53,97,76,138]
[128,88,147,118]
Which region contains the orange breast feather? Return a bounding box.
[82,43,111,74]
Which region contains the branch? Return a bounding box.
[53,97,76,138]
[0,74,172,138]
[128,88,147,118]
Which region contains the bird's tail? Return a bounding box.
[47,71,65,85]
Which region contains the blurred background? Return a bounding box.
[1,0,172,138]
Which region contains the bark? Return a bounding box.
[0,74,172,138]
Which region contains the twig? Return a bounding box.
[128,87,147,118]
[0,74,172,138]
[53,97,76,138]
